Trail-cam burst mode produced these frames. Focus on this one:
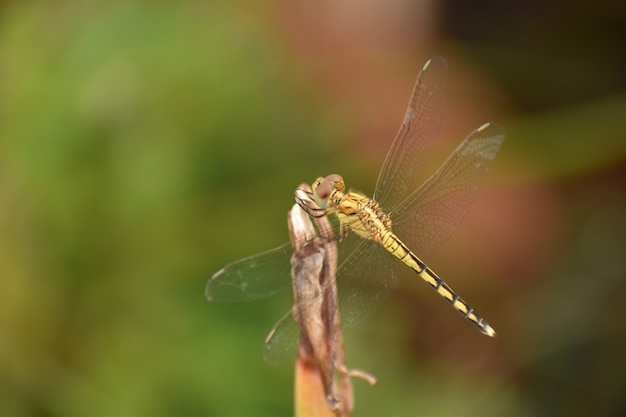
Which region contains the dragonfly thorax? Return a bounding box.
[336,192,393,242]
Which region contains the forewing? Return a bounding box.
[374,56,447,209]
[206,243,293,302]
[391,122,505,256]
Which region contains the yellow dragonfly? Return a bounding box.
[207,56,504,364]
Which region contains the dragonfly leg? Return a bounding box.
[295,192,329,219]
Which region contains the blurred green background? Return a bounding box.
[1,1,625,416]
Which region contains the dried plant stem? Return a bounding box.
[289,186,376,417]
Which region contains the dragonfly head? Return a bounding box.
[312,174,345,208]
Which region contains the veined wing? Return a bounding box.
[374,56,447,209]
[390,122,505,256]
[207,205,346,303]
[262,309,301,365]
[334,232,400,330]
[263,228,401,364]
[206,243,294,302]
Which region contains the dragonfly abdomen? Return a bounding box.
[381,231,496,337]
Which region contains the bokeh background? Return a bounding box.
[1,1,625,416]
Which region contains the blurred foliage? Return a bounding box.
[0,1,625,417]
[0,2,331,416]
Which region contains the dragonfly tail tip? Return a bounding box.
[483,325,497,338]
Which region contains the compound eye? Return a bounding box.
[326,174,345,191]
[326,174,343,183]
[315,181,332,200]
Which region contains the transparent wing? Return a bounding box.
[334,234,400,330]
[390,122,505,256]
[207,208,347,303]
[263,228,400,364]
[263,310,301,365]
[374,56,447,209]
[206,243,293,302]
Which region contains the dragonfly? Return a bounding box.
[207,56,505,364]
